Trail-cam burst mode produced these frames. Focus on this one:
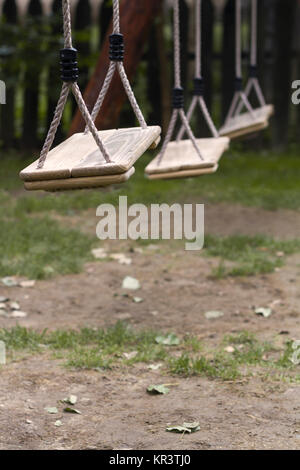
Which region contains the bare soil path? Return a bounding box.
[0,204,299,450]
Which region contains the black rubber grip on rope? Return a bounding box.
[60,48,79,82]
[193,78,204,96]
[109,34,124,61]
[172,87,184,109]
[235,77,243,92]
[249,65,258,78]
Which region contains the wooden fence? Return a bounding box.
[0,0,299,154]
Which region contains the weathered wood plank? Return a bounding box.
[145,137,229,175]
[146,164,218,181]
[219,105,274,139]
[20,126,160,181]
[23,167,135,192]
[72,126,161,177]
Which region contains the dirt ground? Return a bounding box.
[0,203,299,450]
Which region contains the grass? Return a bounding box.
[0,148,299,280]
[0,211,95,280]
[0,324,299,383]
[2,147,300,212]
[204,234,300,278]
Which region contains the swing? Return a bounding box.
[20,0,161,192]
[145,0,228,181]
[219,0,274,140]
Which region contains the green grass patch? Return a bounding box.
[223,331,275,365]
[0,213,94,279]
[204,234,300,278]
[168,353,240,381]
[1,147,300,212]
[0,325,299,383]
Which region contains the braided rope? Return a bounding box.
[176,0,219,141]
[235,0,242,78]
[195,0,202,79]
[250,0,257,67]
[234,0,266,116]
[224,0,255,124]
[157,0,203,166]
[173,0,181,89]
[157,109,178,166]
[38,0,111,169]
[88,0,147,130]
[85,62,117,134]
[38,83,70,169]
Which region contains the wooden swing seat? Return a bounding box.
[146,164,218,181]
[23,167,135,192]
[20,126,161,183]
[145,137,230,177]
[219,105,274,139]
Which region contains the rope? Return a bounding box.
[157,0,204,165]
[38,0,111,169]
[176,0,219,141]
[38,84,69,169]
[234,0,266,115]
[173,0,181,89]
[88,0,147,131]
[235,0,242,79]
[85,62,117,133]
[195,0,202,79]
[250,0,257,67]
[223,0,256,125]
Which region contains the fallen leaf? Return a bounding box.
[166,422,200,434]
[63,395,77,405]
[123,351,138,360]
[63,407,81,414]
[45,407,58,414]
[166,426,192,434]
[10,311,27,318]
[8,301,20,311]
[20,280,36,288]
[205,311,224,320]
[133,297,143,304]
[122,276,140,290]
[183,422,201,431]
[155,333,180,346]
[54,420,63,427]
[224,346,235,353]
[1,277,18,287]
[148,364,162,371]
[92,248,108,259]
[147,384,170,395]
[255,307,272,318]
[111,254,132,265]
